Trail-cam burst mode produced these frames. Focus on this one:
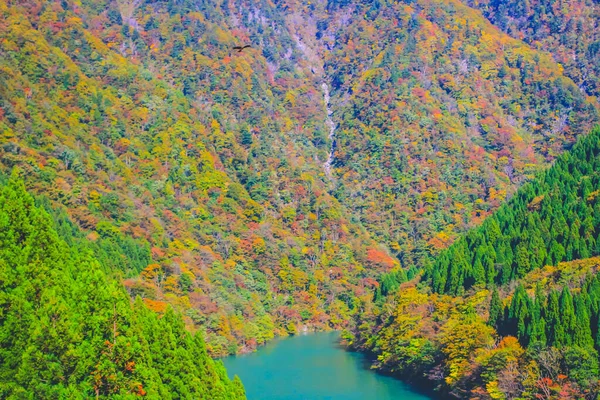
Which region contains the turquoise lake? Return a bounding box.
[223,331,433,400]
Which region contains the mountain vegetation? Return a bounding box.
[346,127,600,398]
[2,0,600,397]
[0,171,245,399]
[428,125,600,294]
[321,0,598,267]
[0,0,387,356]
[469,0,600,98]
[2,0,597,358]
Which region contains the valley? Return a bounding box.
[1,0,600,398]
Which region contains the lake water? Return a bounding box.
[223,331,432,400]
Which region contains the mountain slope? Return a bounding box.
[0,171,245,399]
[319,0,598,266]
[347,127,600,398]
[0,0,394,355]
[428,125,600,294]
[1,0,599,358]
[469,0,600,98]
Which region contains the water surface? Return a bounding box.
[223,331,432,400]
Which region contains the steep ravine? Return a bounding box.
[322,82,337,179]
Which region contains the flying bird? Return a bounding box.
[232,44,251,52]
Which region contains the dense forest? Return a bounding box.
[428,126,600,294]
[0,0,382,356]
[346,127,600,398]
[2,0,597,357]
[322,0,598,267]
[469,0,600,98]
[0,171,245,399]
[2,0,600,397]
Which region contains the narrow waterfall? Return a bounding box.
[322,82,336,179]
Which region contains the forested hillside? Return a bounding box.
[469,0,600,98]
[3,3,600,400]
[0,171,245,399]
[0,0,388,356]
[2,0,597,359]
[428,125,600,294]
[347,127,600,399]
[319,0,598,267]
